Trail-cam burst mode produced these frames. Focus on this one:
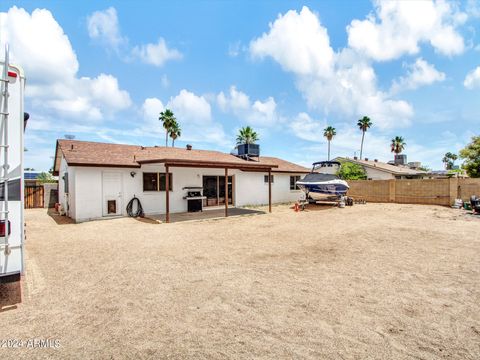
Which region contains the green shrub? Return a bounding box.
[337,161,367,180]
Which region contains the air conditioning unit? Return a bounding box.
[237,144,259,157]
[394,154,407,165]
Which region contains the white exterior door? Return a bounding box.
[102,172,123,216]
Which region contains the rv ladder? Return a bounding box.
[0,45,11,255]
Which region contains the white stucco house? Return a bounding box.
[53,140,309,222]
[335,157,427,180]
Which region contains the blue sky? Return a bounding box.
[1,0,479,171]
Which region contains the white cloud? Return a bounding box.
[467,0,480,18]
[1,6,131,121]
[249,7,414,130]
[87,7,126,50]
[250,6,334,77]
[139,92,228,146]
[391,58,446,93]
[86,7,181,67]
[290,112,326,142]
[142,98,165,121]
[347,0,466,61]
[297,59,414,129]
[88,74,131,110]
[463,66,480,89]
[0,7,78,82]
[217,86,279,126]
[131,38,182,67]
[168,89,211,123]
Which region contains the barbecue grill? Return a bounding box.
[183,187,206,212]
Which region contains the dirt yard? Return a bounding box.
[1,204,479,359]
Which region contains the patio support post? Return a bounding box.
[225,168,228,217]
[165,164,170,223]
[268,169,272,213]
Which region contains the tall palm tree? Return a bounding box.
[159,109,176,147]
[323,126,336,161]
[357,116,372,160]
[390,136,406,155]
[236,126,259,145]
[442,152,458,170]
[169,121,181,147]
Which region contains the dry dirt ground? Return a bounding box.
[1,204,480,359]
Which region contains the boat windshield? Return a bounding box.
[311,161,341,173]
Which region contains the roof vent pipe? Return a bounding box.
[353,156,358,160]
[374,159,378,162]
[186,144,192,150]
[365,157,369,161]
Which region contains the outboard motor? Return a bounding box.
[470,196,480,214]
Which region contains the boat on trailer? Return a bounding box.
[296,161,349,201]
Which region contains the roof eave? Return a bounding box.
[137,158,279,170]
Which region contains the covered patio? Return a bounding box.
[136,156,278,223]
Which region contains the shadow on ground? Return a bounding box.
[145,207,265,223]
[47,208,75,225]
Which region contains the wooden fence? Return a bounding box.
[347,178,480,206]
[25,185,44,208]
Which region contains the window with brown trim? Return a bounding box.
[143,172,172,191]
[264,174,274,183]
[290,175,301,190]
[159,173,173,191]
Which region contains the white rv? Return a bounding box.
[0,46,26,285]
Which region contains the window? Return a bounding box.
[143,172,158,191]
[264,174,274,183]
[143,172,172,191]
[290,175,301,190]
[63,172,69,193]
[159,173,173,191]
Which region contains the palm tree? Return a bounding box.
[357,116,372,160]
[159,109,176,147]
[236,126,259,145]
[390,136,406,155]
[323,126,336,161]
[442,152,458,170]
[169,121,181,147]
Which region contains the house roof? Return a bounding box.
[260,157,310,173]
[335,157,427,176]
[53,140,309,174]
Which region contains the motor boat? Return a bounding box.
[296,161,349,201]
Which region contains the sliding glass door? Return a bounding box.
[203,175,233,207]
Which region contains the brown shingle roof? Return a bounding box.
[336,157,426,175]
[53,140,308,174]
[261,157,310,173]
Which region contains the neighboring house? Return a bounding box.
[24,171,59,185]
[335,157,427,180]
[52,140,309,222]
[24,170,42,185]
